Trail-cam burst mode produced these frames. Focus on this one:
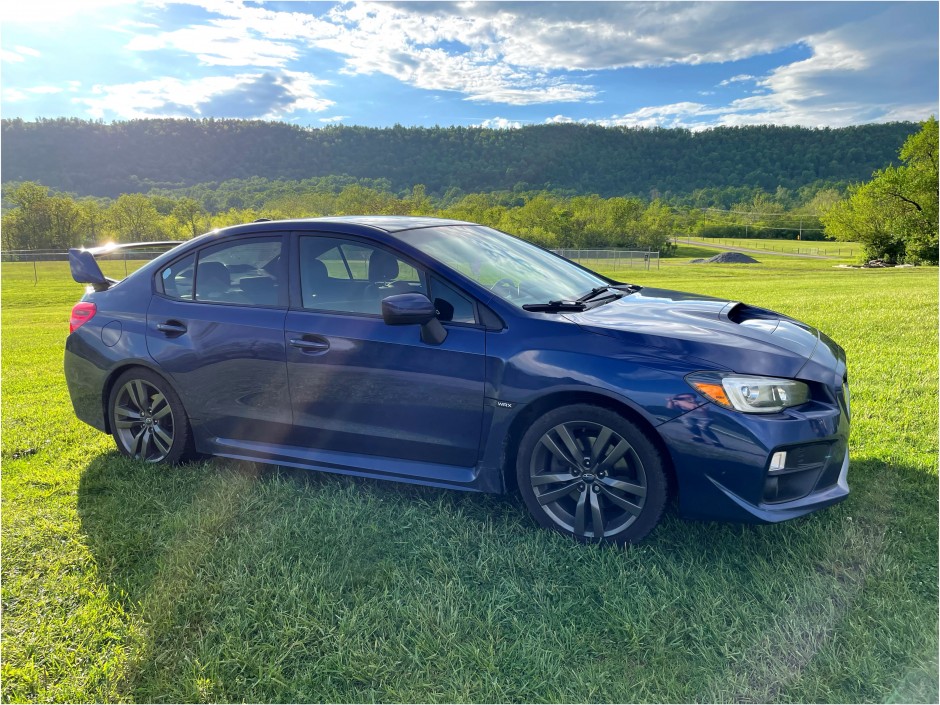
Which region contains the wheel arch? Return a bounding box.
[500,390,676,496]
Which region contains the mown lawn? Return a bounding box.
[2,255,937,703]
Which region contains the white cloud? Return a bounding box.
[3,89,28,102]
[131,0,597,104]
[718,74,755,86]
[78,71,333,120]
[126,21,303,67]
[318,115,349,123]
[13,45,41,58]
[543,3,936,128]
[27,86,64,94]
[0,0,134,23]
[473,117,522,129]
[132,0,933,119]
[10,1,931,125]
[2,45,41,62]
[544,115,576,124]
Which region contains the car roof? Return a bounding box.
[215,215,474,238]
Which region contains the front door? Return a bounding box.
[284,234,486,468]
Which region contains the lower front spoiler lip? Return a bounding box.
[706,452,850,524]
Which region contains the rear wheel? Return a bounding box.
[108,368,193,464]
[517,404,667,544]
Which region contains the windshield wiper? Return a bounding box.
[575,285,626,305]
[522,284,636,313]
[522,300,586,312]
[575,285,613,303]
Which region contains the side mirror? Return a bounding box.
[381,293,435,325]
[381,293,447,345]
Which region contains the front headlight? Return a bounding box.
[686,373,809,414]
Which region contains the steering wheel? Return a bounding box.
[490,277,519,299]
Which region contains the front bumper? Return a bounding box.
[658,399,850,524]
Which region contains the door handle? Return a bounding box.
[156,320,187,336]
[289,337,330,353]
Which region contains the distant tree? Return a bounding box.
[823,117,938,263]
[172,197,209,239]
[407,184,433,215]
[47,195,82,249]
[77,200,109,246]
[109,193,167,242]
[2,182,53,249]
[637,200,676,253]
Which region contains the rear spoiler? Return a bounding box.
[69,241,183,291]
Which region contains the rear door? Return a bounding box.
[283,232,486,468]
[146,234,292,442]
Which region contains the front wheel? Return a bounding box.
[517,404,668,544]
[108,368,193,464]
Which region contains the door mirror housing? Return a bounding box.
[382,293,435,325]
[381,293,447,345]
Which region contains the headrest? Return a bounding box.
[368,249,399,282]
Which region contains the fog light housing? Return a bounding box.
[769,451,787,474]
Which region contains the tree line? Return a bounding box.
[0,177,851,256]
[1,118,918,199]
[0,181,684,253]
[3,119,934,263]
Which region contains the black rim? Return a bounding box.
[530,421,647,539]
[113,379,175,462]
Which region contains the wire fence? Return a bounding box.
[552,249,660,271]
[1,249,173,283]
[678,238,855,257]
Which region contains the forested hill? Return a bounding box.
[1,118,918,198]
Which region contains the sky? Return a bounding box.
[1,1,937,130]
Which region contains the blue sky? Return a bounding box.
[1,1,937,129]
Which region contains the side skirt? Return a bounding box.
[207,436,496,493]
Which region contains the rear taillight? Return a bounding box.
[69,302,97,334]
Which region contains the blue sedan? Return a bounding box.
[65,216,850,544]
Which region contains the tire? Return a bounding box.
[516,404,668,544]
[108,368,194,464]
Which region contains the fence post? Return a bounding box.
[33,259,38,285]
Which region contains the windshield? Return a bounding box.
[402,225,609,308]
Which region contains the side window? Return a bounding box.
[429,276,476,324]
[160,253,195,300]
[300,236,427,315]
[195,238,285,306]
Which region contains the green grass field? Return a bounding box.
[2,253,937,703]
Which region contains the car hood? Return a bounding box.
[564,287,846,385]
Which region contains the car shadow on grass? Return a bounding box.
[76,452,938,703]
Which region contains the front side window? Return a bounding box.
[299,236,426,315]
[402,225,609,308]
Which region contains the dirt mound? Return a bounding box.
[691,251,760,264]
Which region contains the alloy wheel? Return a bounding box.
[113,379,176,462]
[530,420,648,540]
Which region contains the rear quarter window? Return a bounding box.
[160,253,195,300]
